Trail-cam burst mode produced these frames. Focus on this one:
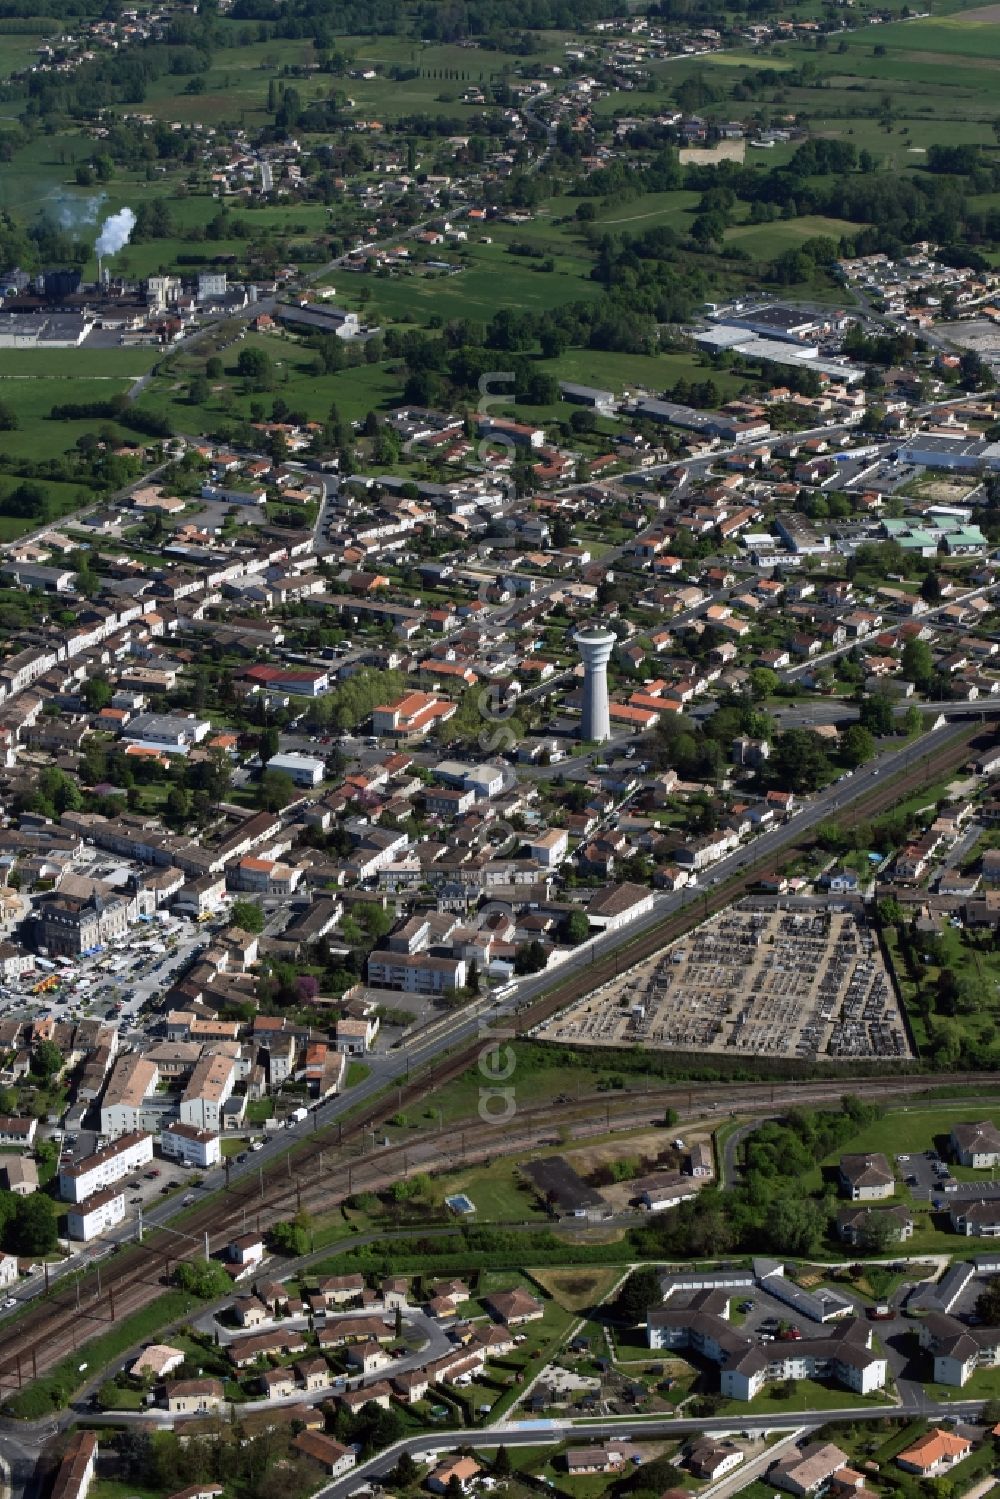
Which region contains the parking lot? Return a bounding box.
[897,1148,1000,1206]
[0,901,232,1029]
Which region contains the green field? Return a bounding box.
[360,241,601,326]
[137,336,403,432]
[0,22,57,80]
[0,347,160,378]
[0,377,136,458]
[724,215,863,256]
[800,1102,1000,1195]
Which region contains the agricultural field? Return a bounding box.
[362,244,600,323]
[0,22,57,80]
[0,377,137,458]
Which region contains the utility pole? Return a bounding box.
[204,1231,210,1263]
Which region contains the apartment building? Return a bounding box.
[371,691,456,742]
[67,1185,127,1242]
[160,1120,222,1169]
[59,1131,154,1203]
[366,950,467,995]
[100,1053,159,1135]
[179,1051,237,1132]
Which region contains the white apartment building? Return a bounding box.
[67,1186,127,1242]
[100,1054,159,1136]
[161,1120,222,1169]
[366,951,467,995]
[59,1132,154,1204]
[179,1052,236,1132]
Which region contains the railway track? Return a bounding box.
[1,1067,996,1394]
[0,725,986,1398]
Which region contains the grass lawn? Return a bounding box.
[488,1300,578,1420]
[433,1160,548,1223]
[801,1102,1000,1196]
[614,1323,665,1364]
[91,1483,164,1499]
[97,1384,146,1410]
[0,377,136,459]
[363,241,600,326]
[528,1267,624,1313]
[0,24,58,80]
[589,189,702,232]
[345,1060,371,1088]
[0,347,161,378]
[421,1047,656,1125]
[724,215,862,257]
[719,1376,887,1415]
[542,347,752,401]
[137,338,403,432]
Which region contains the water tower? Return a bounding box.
[574,625,616,744]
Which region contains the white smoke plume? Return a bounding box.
[47,190,106,230]
[95,207,136,259]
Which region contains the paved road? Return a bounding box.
[308,1397,998,1499]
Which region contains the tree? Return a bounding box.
[748,667,778,701]
[977,1277,1000,1326]
[230,899,265,934]
[901,638,934,691]
[270,1212,311,1256]
[514,939,547,975]
[769,729,832,793]
[858,692,894,738]
[858,1210,903,1253]
[236,347,274,389]
[258,769,296,811]
[188,374,209,407]
[83,676,113,712]
[840,724,876,768]
[768,1195,827,1256]
[31,1039,63,1080]
[616,1457,684,1495]
[901,704,923,738]
[258,726,280,765]
[565,909,590,945]
[394,1453,419,1487]
[165,786,192,828]
[0,402,18,431]
[174,1260,233,1298]
[617,1266,662,1323]
[8,1195,56,1255]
